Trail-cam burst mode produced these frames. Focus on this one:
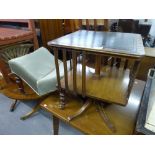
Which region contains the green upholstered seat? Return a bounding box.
[8,47,67,96]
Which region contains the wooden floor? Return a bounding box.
[41,79,145,135]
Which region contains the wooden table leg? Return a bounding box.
[53,115,59,135]
[67,99,91,121]
[10,99,18,112]
[20,103,40,120]
[93,55,102,79]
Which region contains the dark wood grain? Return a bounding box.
[40,80,145,135]
[72,51,77,94]
[62,49,69,91]
[82,52,86,97]
[39,19,64,49]
[48,30,145,58]
[48,30,144,107]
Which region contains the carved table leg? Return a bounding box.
[67,99,91,121]
[20,103,40,120]
[10,99,18,112]
[53,115,59,135]
[97,102,116,133]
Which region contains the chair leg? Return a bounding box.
[53,115,59,135]
[67,99,91,121]
[10,99,18,112]
[20,103,40,120]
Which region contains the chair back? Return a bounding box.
[64,19,109,33]
[0,19,39,49]
[0,19,35,31]
[73,19,109,32]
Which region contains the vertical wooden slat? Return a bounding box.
[62,49,69,91]
[107,56,112,66]
[104,19,109,31]
[82,52,86,97]
[116,58,121,68]
[127,60,140,99]
[79,19,82,29]
[69,50,72,70]
[124,59,128,69]
[95,55,101,76]
[53,48,61,90]
[86,19,89,30]
[111,57,115,67]
[103,56,108,66]
[119,58,125,69]
[72,51,77,94]
[73,19,77,31]
[94,19,97,31]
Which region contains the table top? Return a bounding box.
[48,30,145,58]
[41,79,145,135]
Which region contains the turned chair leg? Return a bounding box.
[20,103,40,120]
[10,99,18,112]
[67,99,91,121]
[59,89,66,109]
[53,115,59,135]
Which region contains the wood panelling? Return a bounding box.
[64,19,109,33]
[39,19,64,49]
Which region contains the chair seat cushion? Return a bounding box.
[0,27,33,42]
[8,47,66,96]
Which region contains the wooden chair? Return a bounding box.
[0,19,39,49]
[0,20,39,118]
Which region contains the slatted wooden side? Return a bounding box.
[53,48,61,90]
